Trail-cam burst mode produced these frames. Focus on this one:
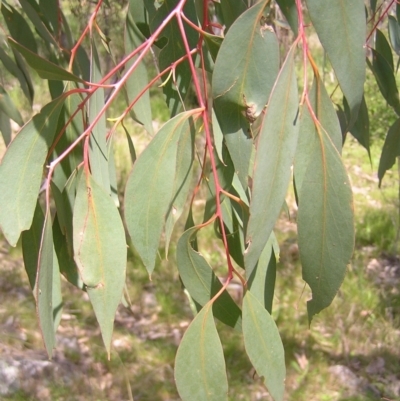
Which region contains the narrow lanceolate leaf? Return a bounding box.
[175,303,228,401]
[243,291,285,401]
[275,0,298,34]
[369,49,400,116]
[124,111,195,274]
[0,110,11,146]
[388,16,400,56]
[378,118,400,186]
[216,0,247,31]
[245,44,299,273]
[212,0,279,188]
[164,123,195,254]
[73,172,127,356]
[297,117,354,323]
[125,1,153,135]
[88,39,110,193]
[177,226,242,330]
[8,38,84,83]
[35,210,58,358]
[349,96,370,159]
[0,85,23,126]
[247,233,278,313]
[306,0,366,125]
[0,97,65,246]
[295,76,342,194]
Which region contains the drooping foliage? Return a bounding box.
[0,0,396,399]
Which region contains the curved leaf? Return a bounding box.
[295,76,342,194]
[8,38,85,83]
[88,39,111,193]
[177,225,242,330]
[378,117,400,186]
[388,15,400,56]
[125,1,154,135]
[245,44,299,273]
[276,0,298,34]
[243,291,285,401]
[124,111,195,274]
[306,0,366,125]
[212,0,280,188]
[0,84,23,126]
[368,49,400,115]
[215,0,247,31]
[0,97,65,246]
[297,114,354,322]
[375,28,394,70]
[175,303,228,401]
[73,172,127,357]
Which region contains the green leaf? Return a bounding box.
[0,85,23,126]
[203,32,224,62]
[212,0,280,188]
[297,112,354,322]
[245,44,299,273]
[18,0,59,51]
[164,121,195,254]
[177,226,242,330]
[0,46,33,105]
[243,291,285,401]
[349,96,371,159]
[149,0,198,115]
[88,39,111,193]
[8,38,85,83]
[124,111,195,274]
[0,110,11,146]
[36,210,58,358]
[0,97,65,246]
[295,76,342,194]
[216,0,247,31]
[125,2,154,135]
[375,28,394,71]
[175,303,228,401]
[378,118,400,186]
[276,0,298,34]
[247,233,277,313]
[1,3,38,53]
[306,0,366,125]
[388,16,400,56]
[368,49,400,115]
[73,172,127,357]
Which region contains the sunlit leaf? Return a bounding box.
[212,0,279,188]
[177,225,242,330]
[73,172,127,357]
[245,44,299,273]
[124,111,195,274]
[378,117,400,186]
[297,112,354,322]
[0,97,65,246]
[8,38,84,83]
[306,0,366,126]
[175,303,228,401]
[243,291,285,401]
